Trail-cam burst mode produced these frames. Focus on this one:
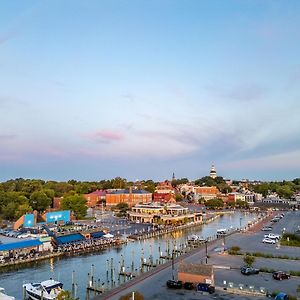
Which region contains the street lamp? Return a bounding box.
[171,250,175,280]
[222,235,226,252]
[239,217,242,230]
[205,240,208,264]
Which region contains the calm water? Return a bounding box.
[0,212,258,299]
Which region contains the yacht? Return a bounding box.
[23,279,63,300]
[0,287,15,300]
[187,234,205,242]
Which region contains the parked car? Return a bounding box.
[183,282,194,290]
[241,266,260,275]
[273,271,290,280]
[17,233,30,239]
[196,283,215,294]
[271,217,280,222]
[264,233,281,240]
[261,226,273,231]
[262,238,276,244]
[275,292,289,300]
[166,280,183,289]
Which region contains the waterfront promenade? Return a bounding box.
[0,213,219,269]
[94,210,300,300]
[0,211,260,299]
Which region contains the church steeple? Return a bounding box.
[210,165,217,179]
[172,172,175,181]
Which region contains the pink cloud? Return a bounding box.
[84,129,124,143]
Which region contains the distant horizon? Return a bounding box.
[1,1,300,181]
[0,172,299,184]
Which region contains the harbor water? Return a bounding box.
[0,211,258,299]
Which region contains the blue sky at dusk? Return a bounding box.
[0,1,300,181]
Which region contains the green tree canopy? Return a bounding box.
[276,185,293,199]
[2,202,18,220]
[235,200,249,208]
[29,191,52,212]
[205,198,224,209]
[243,255,255,266]
[194,176,231,194]
[61,195,87,219]
[15,203,33,219]
[56,290,76,300]
[175,194,183,202]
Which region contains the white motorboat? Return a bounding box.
[0,287,15,300]
[187,234,205,242]
[23,279,63,300]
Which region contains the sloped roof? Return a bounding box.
[56,233,85,245]
[178,262,213,276]
[0,239,42,251]
[89,190,107,196]
[108,189,150,195]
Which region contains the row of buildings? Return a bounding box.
[53,180,262,210]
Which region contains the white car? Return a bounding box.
[264,233,281,240]
[262,238,276,244]
[17,233,31,239]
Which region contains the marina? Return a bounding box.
[0,211,259,300]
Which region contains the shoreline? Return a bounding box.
[0,210,260,271]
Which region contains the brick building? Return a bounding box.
[153,180,176,202]
[105,189,152,207]
[53,197,63,209]
[194,186,219,201]
[83,190,106,208]
[178,262,214,285]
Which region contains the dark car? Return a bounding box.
[196,283,215,294]
[273,271,290,280]
[183,282,194,290]
[241,266,260,275]
[166,280,183,289]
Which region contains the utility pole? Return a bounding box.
[205,240,208,264]
[172,250,175,280]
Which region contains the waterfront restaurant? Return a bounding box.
[128,202,202,225]
[0,239,43,263]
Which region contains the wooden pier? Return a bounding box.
[118,271,136,278]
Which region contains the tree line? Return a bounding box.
[0,177,299,221]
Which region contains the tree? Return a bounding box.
[171,178,189,187]
[29,191,52,212]
[61,195,87,219]
[57,291,76,300]
[144,180,156,194]
[243,254,255,266]
[2,202,18,220]
[175,194,183,202]
[236,200,249,209]
[205,198,224,209]
[15,203,33,219]
[276,185,293,199]
[43,188,55,200]
[253,183,269,197]
[114,203,129,217]
[115,203,129,210]
[226,201,235,208]
[112,177,127,189]
[75,182,93,194]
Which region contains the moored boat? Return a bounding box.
[23,279,63,300]
[0,287,15,300]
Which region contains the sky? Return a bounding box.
[0,0,300,182]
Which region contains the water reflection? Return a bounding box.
[0,211,257,299]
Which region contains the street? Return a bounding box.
[96,210,300,300]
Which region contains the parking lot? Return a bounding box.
[100,210,300,300]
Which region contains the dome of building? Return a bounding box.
[210,165,217,179]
